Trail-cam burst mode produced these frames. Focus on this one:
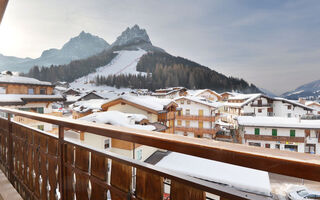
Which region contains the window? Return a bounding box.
[28,88,34,94]
[186,121,190,127]
[178,111,181,116]
[258,100,262,105]
[186,109,190,116]
[272,129,277,136]
[187,100,191,104]
[287,113,292,118]
[0,87,6,94]
[290,130,296,137]
[104,139,110,149]
[265,144,270,148]
[40,88,46,94]
[275,144,280,149]
[248,142,261,147]
[287,105,292,110]
[121,102,126,105]
[254,128,260,135]
[177,120,182,126]
[258,109,262,113]
[198,109,203,116]
[198,121,203,128]
[181,100,184,104]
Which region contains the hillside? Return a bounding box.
[282,79,320,100]
[26,25,260,93]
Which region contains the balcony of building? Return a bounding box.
[0,107,319,200]
[176,114,215,121]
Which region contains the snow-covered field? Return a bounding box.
[70,49,147,91]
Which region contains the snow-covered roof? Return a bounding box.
[0,74,52,86]
[79,111,155,131]
[0,94,64,105]
[175,96,222,108]
[187,89,221,98]
[70,99,110,113]
[93,91,120,99]
[224,93,263,108]
[156,152,271,197]
[65,95,81,103]
[106,95,176,112]
[237,116,320,129]
[273,97,313,111]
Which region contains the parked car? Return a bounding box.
[287,186,320,200]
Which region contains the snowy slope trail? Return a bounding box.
[70,49,147,91]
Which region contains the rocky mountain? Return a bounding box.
[0,31,109,73]
[282,79,320,100]
[25,24,260,93]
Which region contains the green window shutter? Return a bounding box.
[272,129,277,136]
[37,107,44,114]
[290,130,295,137]
[255,128,260,135]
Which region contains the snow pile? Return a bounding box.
[156,152,271,197]
[79,111,155,131]
[70,99,109,113]
[237,116,320,129]
[0,74,51,86]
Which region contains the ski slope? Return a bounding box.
[70,49,147,91]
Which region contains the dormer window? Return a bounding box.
[28,88,34,94]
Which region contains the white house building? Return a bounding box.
[174,96,222,139]
[237,116,320,154]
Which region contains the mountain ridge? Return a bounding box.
[0,31,110,72]
[282,79,320,100]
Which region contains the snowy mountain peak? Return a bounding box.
[112,24,151,47]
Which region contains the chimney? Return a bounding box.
[298,98,306,105]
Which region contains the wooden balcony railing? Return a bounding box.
[176,115,215,121]
[250,103,273,107]
[0,107,320,200]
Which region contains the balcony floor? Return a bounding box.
[0,170,22,200]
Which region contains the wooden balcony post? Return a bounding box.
[58,126,66,200]
[7,113,13,183]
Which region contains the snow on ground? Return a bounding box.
[156,152,272,197]
[70,49,147,91]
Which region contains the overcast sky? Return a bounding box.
[0,0,319,94]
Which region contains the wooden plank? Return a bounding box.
[136,169,163,200]
[170,181,206,200]
[75,172,89,200]
[91,152,107,181]
[90,181,106,200]
[47,156,58,200]
[110,160,132,195]
[75,147,89,172]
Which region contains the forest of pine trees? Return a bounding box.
[96,52,260,93]
[26,49,117,83]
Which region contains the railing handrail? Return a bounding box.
[0,106,320,183]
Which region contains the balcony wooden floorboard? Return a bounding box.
[0,170,22,200]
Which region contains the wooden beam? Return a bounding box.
[1,106,320,182]
[0,0,8,24]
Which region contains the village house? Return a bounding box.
[0,72,64,131]
[174,96,222,139]
[237,116,320,154]
[100,95,178,133]
[73,111,166,161]
[222,93,314,125]
[186,89,222,101]
[151,87,187,99]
